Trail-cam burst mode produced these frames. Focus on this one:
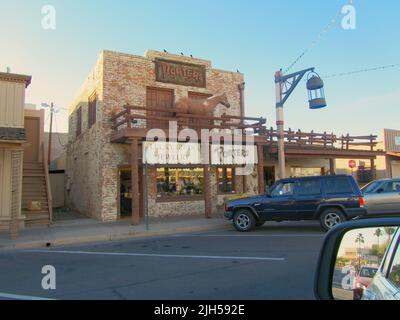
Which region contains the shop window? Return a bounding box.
[156,167,204,199]
[76,106,82,137]
[217,167,236,194]
[88,92,97,128]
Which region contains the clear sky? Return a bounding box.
[1,0,399,136]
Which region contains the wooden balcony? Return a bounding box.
[110,105,268,143]
[109,105,383,159]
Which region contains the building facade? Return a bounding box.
[67,50,261,222]
[0,72,31,235]
[67,50,384,224]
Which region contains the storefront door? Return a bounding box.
[119,168,144,218]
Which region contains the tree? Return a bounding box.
[374,228,383,263]
[384,227,396,244]
[355,233,365,270]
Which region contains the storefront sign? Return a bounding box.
[384,129,400,152]
[143,142,258,165]
[155,58,206,88]
[211,144,258,165]
[143,142,201,164]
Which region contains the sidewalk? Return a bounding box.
[0,214,231,251]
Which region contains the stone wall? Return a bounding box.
[66,53,106,220]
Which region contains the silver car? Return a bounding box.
[362,179,400,216]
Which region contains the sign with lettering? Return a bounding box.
[211,144,258,165]
[383,129,400,152]
[143,142,258,165]
[143,142,201,164]
[155,58,206,88]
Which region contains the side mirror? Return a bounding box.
[314,218,400,300]
[376,188,384,194]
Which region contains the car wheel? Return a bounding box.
[233,209,256,232]
[256,221,265,227]
[320,208,346,231]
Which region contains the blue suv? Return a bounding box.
[224,175,367,232]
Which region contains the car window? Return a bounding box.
[382,228,400,275]
[380,181,400,193]
[297,179,321,196]
[388,241,400,289]
[270,182,295,197]
[324,177,354,194]
[360,267,377,278]
[361,181,381,193]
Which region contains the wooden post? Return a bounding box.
[385,155,392,178]
[257,144,265,194]
[371,158,376,180]
[329,158,336,175]
[131,139,140,225]
[204,165,212,218]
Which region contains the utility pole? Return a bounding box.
[275,70,286,179]
[274,67,326,179]
[47,102,54,167]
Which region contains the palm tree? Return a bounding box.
[374,228,383,264]
[355,233,365,270]
[384,227,396,244]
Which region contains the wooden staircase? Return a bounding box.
[22,160,52,227]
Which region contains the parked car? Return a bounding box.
[224,175,367,232]
[353,266,378,300]
[315,218,400,300]
[361,179,400,217]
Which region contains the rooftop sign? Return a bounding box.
[155,58,206,88]
[384,129,400,152]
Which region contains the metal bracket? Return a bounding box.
[276,67,314,107]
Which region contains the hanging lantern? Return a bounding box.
[306,72,327,109]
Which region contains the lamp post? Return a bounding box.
[274,68,327,179]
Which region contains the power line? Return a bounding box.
[321,63,400,79]
[284,1,352,74]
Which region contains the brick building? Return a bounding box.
[66,50,263,222]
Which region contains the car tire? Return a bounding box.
[256,221,265,227]
[320,208,346,232]
[233,209,256,232]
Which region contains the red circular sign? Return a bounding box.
[348,160,357,169]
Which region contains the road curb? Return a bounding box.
[0,223,231,251]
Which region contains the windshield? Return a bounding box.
[361,181,381,194]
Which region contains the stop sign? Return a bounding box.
[348,160,357,169]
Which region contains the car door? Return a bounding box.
[294,178,322,220]
[367,181,400,215]
[259,181,297,220]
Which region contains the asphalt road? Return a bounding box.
[0,221,326,300]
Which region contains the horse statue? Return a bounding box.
[174,92,230,115]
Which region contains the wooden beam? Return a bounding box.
[204,165,212,219]
[257,144,265,194]
[131,139,141,225]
